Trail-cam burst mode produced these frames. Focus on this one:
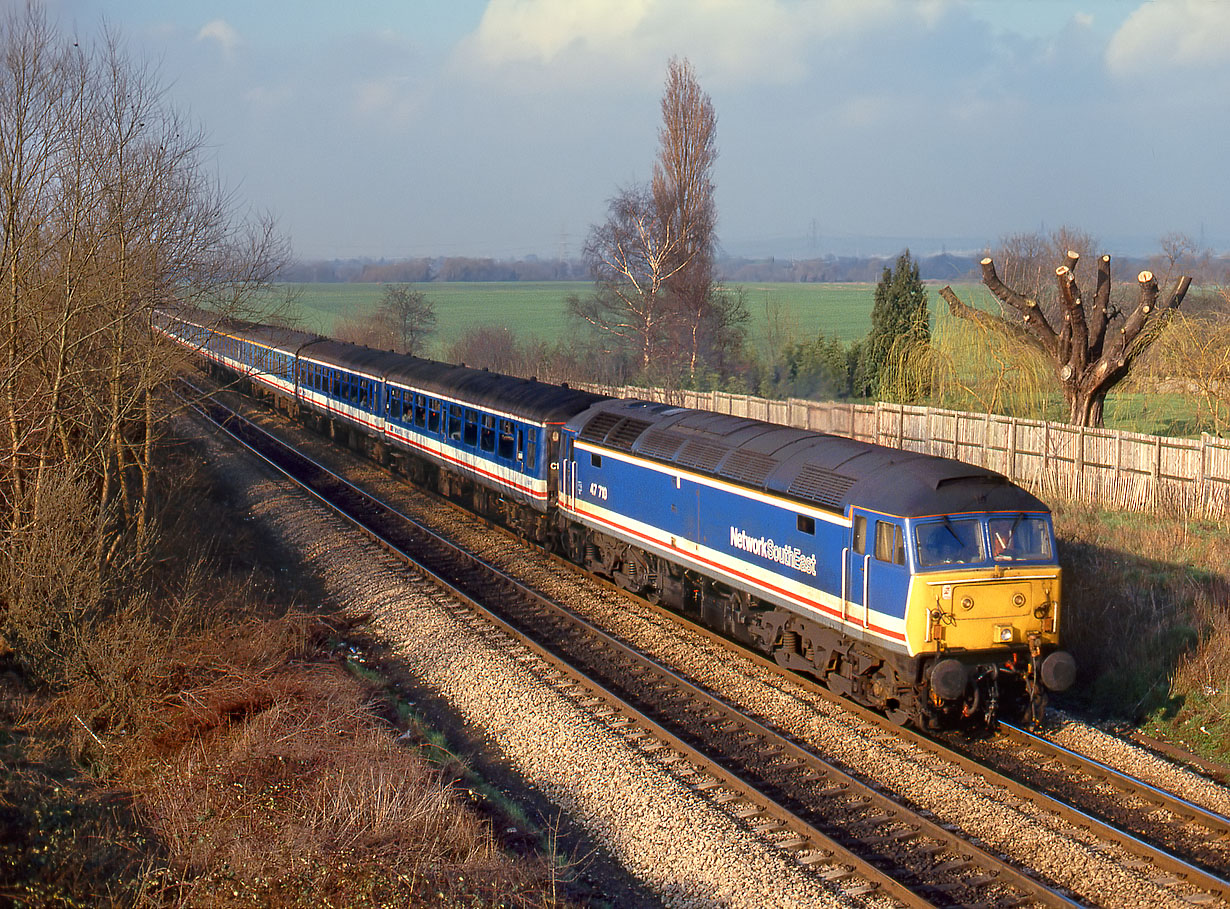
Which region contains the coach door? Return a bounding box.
[556,430,575,511]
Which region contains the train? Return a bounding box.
[155,305,1076,728]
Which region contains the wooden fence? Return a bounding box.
[578,384,1230,519]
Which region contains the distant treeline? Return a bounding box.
[281,252,984,284]
[282,250,1224,285]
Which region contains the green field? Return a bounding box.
[276,281,1201,436]
[279,280,938,354]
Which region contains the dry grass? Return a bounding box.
[1054,502,1230,762]
[16,611,570,908]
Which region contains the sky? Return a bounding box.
[20,0,1230,261]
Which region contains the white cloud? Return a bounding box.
[1106,0,1230,76]
[196,19,240,54]
[353,75,426,127]
[457,0,921,87]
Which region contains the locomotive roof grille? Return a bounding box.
[676,438,730,472]
[578,411,623,442]
[787,464,857,510]
[637,428,688,460]
[605,417,653,451]
[718,449,778,487]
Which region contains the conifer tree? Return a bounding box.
[854,251,930,399]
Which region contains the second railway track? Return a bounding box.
[183,374,1230,908]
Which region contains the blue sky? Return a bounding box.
[26,0,1230,261]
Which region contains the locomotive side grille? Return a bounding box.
[719,449,778,487]
[788,464,856,510]
[578,411,622,442]
[677,438,730,472]
[605,418,653,451]
[637,428,687,460]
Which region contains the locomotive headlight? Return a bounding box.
[1012,593,1026,608]
[993,624,1014,643]
[960,596,974,611]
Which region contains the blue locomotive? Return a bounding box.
[157,307,1075,727]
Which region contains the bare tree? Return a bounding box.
[571,184,691,370]
[653,57,718,376]
[378,284,435,355]
[0,4,289,660]
[941,250,1191,427]
[334,285,435,355]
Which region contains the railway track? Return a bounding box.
[181,374,1230,907]
[182,378,1085,908]
[643,604,1230,905]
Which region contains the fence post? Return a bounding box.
[1151,433,1162,512]
[1075,425,1085,502]
[1007,417,1017,481]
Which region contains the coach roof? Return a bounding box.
[304,340,610,424]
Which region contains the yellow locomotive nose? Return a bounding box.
[909,569,1061,656]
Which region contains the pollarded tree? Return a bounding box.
[854,250,930,400]
[940,252,1191,427]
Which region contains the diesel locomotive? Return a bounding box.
[157,306,1075,728]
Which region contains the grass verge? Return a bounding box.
[1054,502,1230,765]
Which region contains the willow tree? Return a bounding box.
[940,252,1191,427]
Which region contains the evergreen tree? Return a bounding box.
[854,250,930,400]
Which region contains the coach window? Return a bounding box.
[390,388,404,421]
[427,400,441,433]
[414,394,426,427]
[359,379,369,409]
[498,420,516,459]
[464,409,478,447]
[447,405,462,440]
[525,434,536,471]
[874,521,905,565]
[797,515,815,535]
[480,414,496,452]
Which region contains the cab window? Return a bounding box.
[852,515,867,555]
[874,520,905,565]
[916,519,986,567]
[988,515,1052,561]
